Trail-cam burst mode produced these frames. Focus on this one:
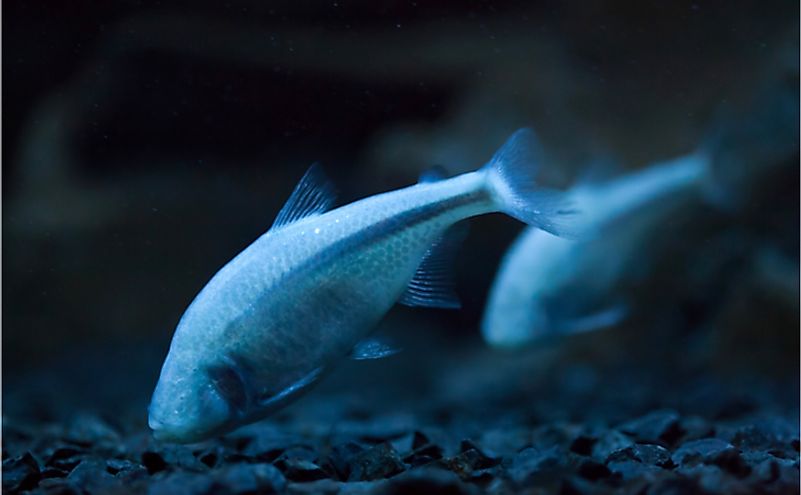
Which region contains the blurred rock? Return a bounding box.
[618,410,682,446]
[2,452,41,492]
[383,467,477,495]
[66,458,121,493]
[214,462,287,494]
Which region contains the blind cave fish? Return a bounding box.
[481,77,800,350]
[148,128,577,442]
[482,151,712,349]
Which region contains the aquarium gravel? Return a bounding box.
[3,365,798,495]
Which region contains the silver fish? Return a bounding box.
[148,129,576,442]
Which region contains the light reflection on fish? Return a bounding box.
[148,129,577,442]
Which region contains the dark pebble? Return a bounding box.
[530,424,580,451]
[383,466,477,495]
[61,414,122,450]
[447,440,500,481]
[403,442,444,468]
[236,425,300,460]
[671,438,735,466]
[592,429,634,461]
[679,416,715,443]
[576,459,611,481]
[731,416,798,452]
[348,442,406,481]
[507,446,573,486]
[618,410,683,446]
[141,445,208,474]
[286,479,354,494]
[607,443,672,467]
[479,427,532,455]
[40,467,70,479]
[214,462,287,494]
[2,452,41,492]
[326,441,366,480]
[744,451,795,483]
[274,457,329,482]
[66,458,120,493]
[646,473,705,495]
[106,458,148,482]
[141,451,169,475]
[606,459,664,481]
[34,478,83,495]
[147,470,217,495]
[46,447,87,472]
[412,431,432,450]
[197,451,219,469]
[570,435,596,456]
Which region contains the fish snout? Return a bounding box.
[148,379,233,443]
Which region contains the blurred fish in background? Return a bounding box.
[482,73,800,349]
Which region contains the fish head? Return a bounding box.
[148,350,243,443]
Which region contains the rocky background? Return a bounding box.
[3,1,799,494]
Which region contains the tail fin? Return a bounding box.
[484,128,580,238]
[699,78,799,210]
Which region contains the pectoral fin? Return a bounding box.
[555,303,628,335]
[398,223,468,309]
[258,367,324,408]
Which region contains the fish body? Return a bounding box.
[482,152,711,348]
[149,129,575,442]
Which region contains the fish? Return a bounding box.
[481,74,800,350]
[148,128,577,443]
[481,151,712,349]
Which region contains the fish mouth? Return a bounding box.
[147,410,206,443]
[149,418,218,444]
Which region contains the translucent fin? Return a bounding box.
[258,367,323,408]
[484,128,582,239]
[418,165,450,183]
[575,155,622,186]
[488,128,542,176]
[349,338,402,360]
[270,163,336,230]
[554,303,628,335]
[398,224,467,309]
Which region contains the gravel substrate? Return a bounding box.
[3,362,798,495]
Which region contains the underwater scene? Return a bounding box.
[3,2,799,494]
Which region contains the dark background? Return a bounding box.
[3,0,798,456]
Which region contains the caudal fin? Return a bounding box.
[699,76,799,210]
[484,128,580,238]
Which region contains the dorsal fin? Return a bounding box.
[398,223,468,309]
[271,163,336,230]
